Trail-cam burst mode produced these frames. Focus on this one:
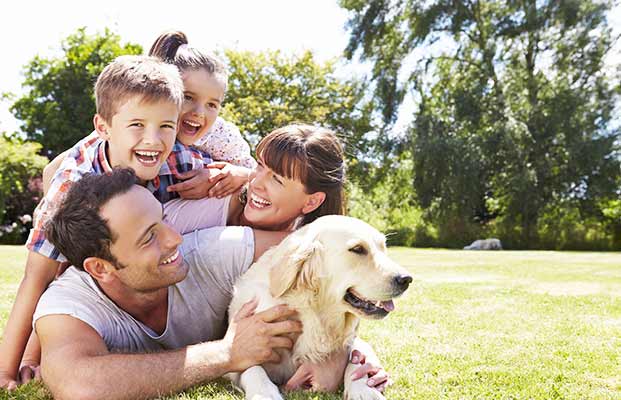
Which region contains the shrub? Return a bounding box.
[0,135,47,244]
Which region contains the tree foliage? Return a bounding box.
[9,28,142,157]
[220,49,377,182]
[341,0,621,248]
[0,134,48,243]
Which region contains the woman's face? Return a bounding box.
[243,158,320,231]
[177,69,225,146]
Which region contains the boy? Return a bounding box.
[0,55,214,389]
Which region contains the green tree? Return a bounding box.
[0,134,48,243]
[341,0,621,248]
[220,50,377,183]
[9,28,142,157]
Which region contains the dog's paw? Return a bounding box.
[344,379,386,400]
[246,385,284,400]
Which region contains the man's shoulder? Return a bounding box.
[37,267,97,305]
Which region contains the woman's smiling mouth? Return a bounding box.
[250,193,272,209]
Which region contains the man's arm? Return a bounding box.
[37,301,301,400]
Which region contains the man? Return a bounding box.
[34,168,300,399]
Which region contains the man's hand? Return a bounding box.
[167,169,221,199]
[206,162,251,198]
[0,370,18,391]
[223,299,302,373]
[349,349,391,392]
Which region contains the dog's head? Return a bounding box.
[269,215,412,320]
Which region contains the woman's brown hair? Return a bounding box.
[256,124,346,226]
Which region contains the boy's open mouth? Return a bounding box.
[134,150,161,166]
[181,119,202,137]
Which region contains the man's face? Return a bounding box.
[100,185,187,292]
[99,97,179,182]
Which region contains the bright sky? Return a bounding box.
[1,1,620,136]
[0,0,362,134]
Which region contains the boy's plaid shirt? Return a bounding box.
[26,132,212,261]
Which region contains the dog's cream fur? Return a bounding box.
[227,215,411,400]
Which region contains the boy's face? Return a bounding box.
[177,69,225,146]
[95,97,179,181]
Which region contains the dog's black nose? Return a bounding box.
[393,274,413,291]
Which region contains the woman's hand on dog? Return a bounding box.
[349,350,392,392]
[223,299,302,372]
[284,347,349,392]
[284,349,391,393]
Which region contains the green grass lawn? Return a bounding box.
[1,246,621,399]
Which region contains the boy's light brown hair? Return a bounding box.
[94,55,184,123]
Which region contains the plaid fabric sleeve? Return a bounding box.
[25,134,100,261]
[149,142,213,203]
[25,180,72,261]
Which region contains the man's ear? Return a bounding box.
[301,192,326,215]
[83,257,117,283]
[93,114,110,140]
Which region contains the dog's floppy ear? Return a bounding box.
[269,230,323,298]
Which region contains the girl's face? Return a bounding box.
[243,158,323,231]
[177,69,226,146]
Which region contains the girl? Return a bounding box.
[149,31,255,199]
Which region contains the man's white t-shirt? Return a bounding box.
[33,226,254,352]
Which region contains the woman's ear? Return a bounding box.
[301,192,326,215]
[83,257,117,284]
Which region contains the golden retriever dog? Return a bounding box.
[227,215,412,400]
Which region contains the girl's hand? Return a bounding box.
[167,169,221,199]
[206,162,251,198]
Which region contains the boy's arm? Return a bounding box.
[0,252,59,389]
[37,302,301,400]
[1,144,88,388]
[42,150,70,195]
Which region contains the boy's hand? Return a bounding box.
[0,370,18,391]
[206,162,251,198]
[167,169,221,199]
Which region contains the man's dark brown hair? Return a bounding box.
[46,168,137,270]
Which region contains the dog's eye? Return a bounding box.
[349,245,367,255]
